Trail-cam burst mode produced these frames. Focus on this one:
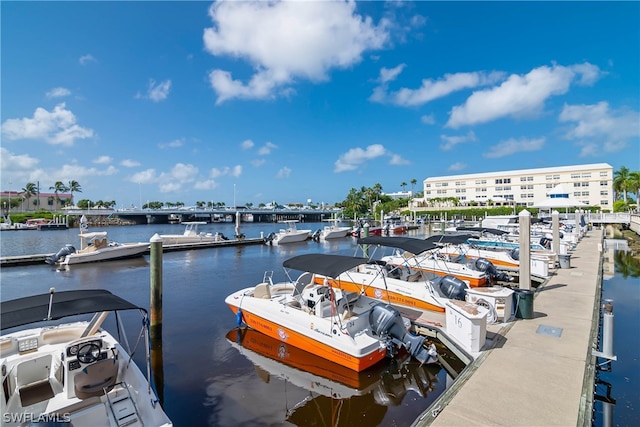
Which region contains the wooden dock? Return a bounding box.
[0,237,265,267]
[412,229,603,426]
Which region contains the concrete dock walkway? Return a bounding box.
[417,230,603,426]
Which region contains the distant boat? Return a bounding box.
[312,218,351,241]
[159,221,229,245]
[45,231,148,266]
[263,220,311,245]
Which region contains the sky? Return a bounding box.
[1,1,639,208]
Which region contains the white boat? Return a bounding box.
[359,236,495,287]
[263,220,311,245]
[45,231,149,266]
[311,219,351,241]
[0,289,173,426]
[225,254,438,372]
[159,221,229,245]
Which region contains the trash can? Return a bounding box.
[558,254,571,269]
[513,288,535,319]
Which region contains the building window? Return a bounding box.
[601,200,609,205]
[571,173,581,179]
[475,179,487,185]
[600,190,608,196]
[581,182,589,187]
[600,181,608,186]
[581,191,589,196]
[600,171,608,177]
[546,184,554,189]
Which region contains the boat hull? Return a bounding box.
[61,243,148,265]
[225,292,386,372]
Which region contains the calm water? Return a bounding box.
[593,247,640,427]
[0,222,454,426]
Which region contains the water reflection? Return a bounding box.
[224,328,444,426]
[613,250,640,278]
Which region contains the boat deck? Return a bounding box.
[413,228,602,426]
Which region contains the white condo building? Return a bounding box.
[417,163,614,209]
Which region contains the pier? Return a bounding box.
[413,228,604,426]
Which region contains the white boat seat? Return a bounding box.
[74,358,118,399]
[253,283,271,299]
[407,272,422,282]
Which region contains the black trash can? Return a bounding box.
[513,288,535,319]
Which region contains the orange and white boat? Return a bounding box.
[359,236,492,287]
[225,254,438,372]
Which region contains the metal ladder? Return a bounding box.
[105,382,142,427]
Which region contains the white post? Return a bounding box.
[552,210,560,261]
[519,209,531,290]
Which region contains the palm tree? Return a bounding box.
[410,178,417,193]
[67,180,82,207]
[400,182,408,192]
[613,166,630,203]
[21,182,37,212]
[628,171,640,207]
[50,181,68,210]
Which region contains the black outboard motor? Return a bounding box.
[45,244,76,264]
[263,232,276,245]
[369,304,434,364]
[475,257,513,283]
[539,237,551,249]
[510,248,520,261]
[311,229,321,241]
[435,275,468,300]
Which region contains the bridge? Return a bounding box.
[61,208,342,225]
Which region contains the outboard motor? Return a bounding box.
[510,248,520,261]
[475,257,513,283]
[311,229,321,241]
[369,304,435,365]
[539,237,551,249]
[434,275,468,301]
[263,232,276,245]
[45,244,76,264]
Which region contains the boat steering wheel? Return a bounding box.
[77,342,101,363]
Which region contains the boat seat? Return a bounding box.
[253,283,271,299]
[16,354,55,407]
[74,358,118,399]
[293,272,313,296]
[407,272,422,282]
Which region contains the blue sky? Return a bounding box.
[1,1,639,208]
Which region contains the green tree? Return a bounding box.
[50,181,68,210]
[410,178,417,192]
[613,166,630,203]
[628,171,640,206]
[400,182,408,192]
[67,180,82,207]
[21,182,37,212]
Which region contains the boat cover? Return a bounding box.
[283,254,370,278]
[1,289,142,331]
[455,227,509,235]
[424,234,473,245]
[357,236,438,254]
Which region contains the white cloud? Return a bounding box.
[79,54,97,65]
[121,159,140,168]
[93,156,112,164]
[446,62,603,128]
[484,137,546,159]
[448,162,466,171]
[440,131,477,151]
[251,159,266,167]
[204,0,389,103]
[137,79,171,102]
[241,139,254,150]
[170,163,198,181]
[129,169,157,184]
[372,69,504,106]
[194,179,218,190]
[420,114,435,125]
[559,101,639,156]
[334,144,386,173]
[46,87,71,98]
[389,154,410,165]
[258,142,278,155]
[231,165,243,177]
[276,166,291,179]
[1,103,94,146]
[159,138,184,149]
[0,147,39,175]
